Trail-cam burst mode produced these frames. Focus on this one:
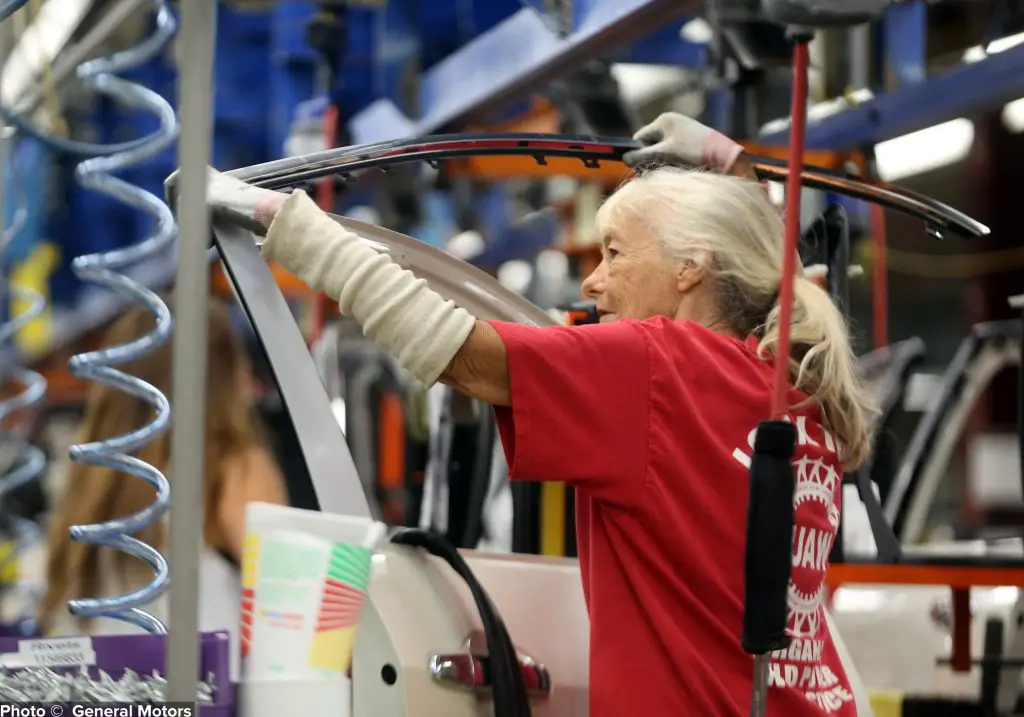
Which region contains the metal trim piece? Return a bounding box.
[225,133,989,239]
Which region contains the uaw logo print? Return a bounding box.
[787,455,841,639]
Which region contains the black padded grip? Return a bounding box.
[742,420,797,655]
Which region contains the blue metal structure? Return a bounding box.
[760,43,1024,148]
[349,0,705,143]
[12,0,1024,359]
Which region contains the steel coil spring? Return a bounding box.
[0,0,179,633]
[0,0,28,23]
[0,136,47,620]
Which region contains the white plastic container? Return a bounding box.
[241,502,386,682]
[240,677,352,717]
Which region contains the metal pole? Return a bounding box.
[0,127,10,243]
[847,23,871,91]
[0,126,11,333]
[12,0,148,115]
[749,654,769,717]
[166,0,216,704]
[0,13,11,226]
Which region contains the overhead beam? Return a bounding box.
[349,0,704,145]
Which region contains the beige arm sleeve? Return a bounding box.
[261,190,476,385]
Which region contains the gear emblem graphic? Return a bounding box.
[788,583,824,637]
[787,455,840,639]
[792,456,840,509]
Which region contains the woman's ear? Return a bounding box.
[676,260,706,294]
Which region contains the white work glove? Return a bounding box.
[623,112,746,174]
[164,166,287,237]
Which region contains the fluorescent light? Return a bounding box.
[874,119,974,181]
[963,31,1024,63]
[610,64,691,107]
[680,17,712,44]
[446,230,485,260]
[1003,97,1024,133]
[759,88,875,136]
[497,261,534,294]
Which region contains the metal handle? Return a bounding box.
[428,651,551,698]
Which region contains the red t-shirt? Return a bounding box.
[489,316,855,717]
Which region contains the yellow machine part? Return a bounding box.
[869,690,903,717]
[10,241,59,356]
[0,540,19,584]
[539,482,566,557]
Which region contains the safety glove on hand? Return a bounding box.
[623,112,746,175]
[163,166,287,237]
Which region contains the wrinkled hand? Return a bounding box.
[623,112,745,175]
[163,166,286,236]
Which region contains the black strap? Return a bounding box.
[391,528,531,717]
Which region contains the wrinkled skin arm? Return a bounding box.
[440,322,512,407]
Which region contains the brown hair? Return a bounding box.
[39,299,262,632]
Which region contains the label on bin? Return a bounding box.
[242,529,373,678]
[0,637,96,668]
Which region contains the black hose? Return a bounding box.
[1018,301,1024,514]
[390,528,531,717]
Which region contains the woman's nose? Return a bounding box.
[581,263,605,299]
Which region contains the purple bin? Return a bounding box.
[0,631,234,716]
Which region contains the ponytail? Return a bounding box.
[758,276,875,469]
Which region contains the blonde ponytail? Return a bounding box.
[758,276,875,469]
[596,167,875,469]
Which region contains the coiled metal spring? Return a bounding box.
[0,0,29,23]
[0,130,47,620]
[0,0,179,633]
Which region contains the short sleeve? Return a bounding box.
[488,320,651,507]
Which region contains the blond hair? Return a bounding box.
[596,167,875,468]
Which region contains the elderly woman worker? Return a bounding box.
[175,113,874,717]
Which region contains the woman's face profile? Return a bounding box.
[581,222,682,323]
